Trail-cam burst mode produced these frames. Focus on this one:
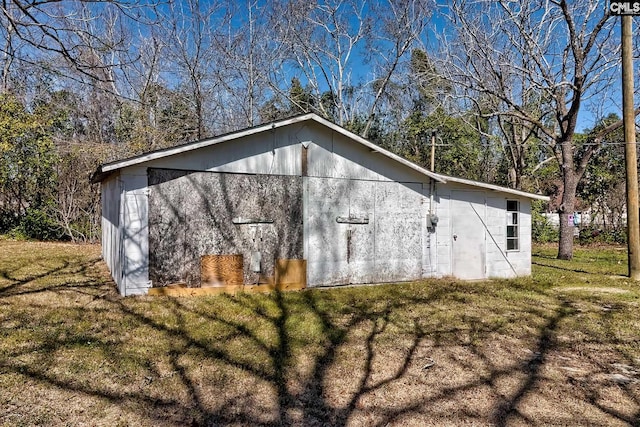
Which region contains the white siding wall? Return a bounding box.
[120,167,150,295]
[484,198,532,278]
[485,196,509,277]
[305,122,430,183]
[132,121,429,184]
[145,126,301,176]
[435,190,452,277]
[434,185,533,279]
[520,200,533,275]
[101,173,122,292]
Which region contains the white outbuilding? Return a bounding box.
[91,113,549,296]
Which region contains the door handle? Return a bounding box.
[453,234,457,241]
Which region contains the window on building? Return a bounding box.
[507,200,519,251]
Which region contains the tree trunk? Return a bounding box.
[557,171,579,260]
[507,167,517,189]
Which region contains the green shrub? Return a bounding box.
[0,210,21,233]
[532,201,558,243]
[16,208,66,241]
[578,225,626,245]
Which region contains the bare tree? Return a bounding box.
[439,0,623,260]
[273,0,370,126]
[0,1,17,93]
[161,0,224,140]
[212,0,287,130]
[479,91,548,191]
[361,0,433,137]
[271,0,432,137]
[0,0,156,81]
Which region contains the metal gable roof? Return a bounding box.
[90,113,549,201]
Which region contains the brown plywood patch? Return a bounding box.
[201,254,243,287]
[275,259,307,289]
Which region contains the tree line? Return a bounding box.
[0,0,635,259]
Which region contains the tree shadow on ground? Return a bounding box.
[532,259,614,276]
[0,257,104,298]
[1,257,639,426]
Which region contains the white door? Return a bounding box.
[306,178,376,285]
[374,181,424,282]
[306,178,424,286]
[344,180,376,283]
[306,177,349,286]
[122,192,149,293]
[451,191,486,279]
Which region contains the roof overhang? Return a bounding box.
[90,113,446,184]
[432,174,550,201]
[90,113,549,201]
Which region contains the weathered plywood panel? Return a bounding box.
[306,177,425,287]
[307,178,379,285]
[306,177,352,286]
[147,280,305,297]
[374,181,424,282]
[275,259,307,288]
[201,254,244,286]
[148,169,303,287]
[343,180,376,283]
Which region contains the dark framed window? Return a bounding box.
[507,200,519,251]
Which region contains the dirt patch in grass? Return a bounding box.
[0,241,639,426]
[556,286,632,294]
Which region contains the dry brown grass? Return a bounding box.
[0,239,639,426]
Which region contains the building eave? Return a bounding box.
[432,173,550,201]
[91,115,318,183]
[90,113,447,184]
[90,114,549,202]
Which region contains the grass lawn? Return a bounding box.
[1,240,639,426]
